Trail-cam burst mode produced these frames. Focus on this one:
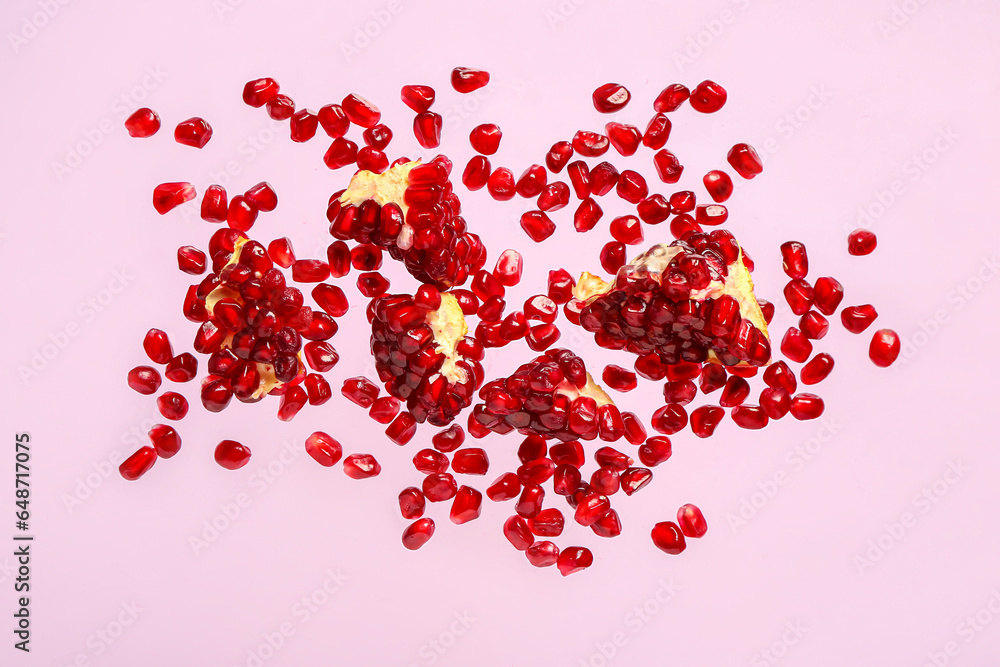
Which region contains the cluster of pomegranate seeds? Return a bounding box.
[120,69,905,575]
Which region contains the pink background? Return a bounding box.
[2,0,999,664]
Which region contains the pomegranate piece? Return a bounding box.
[318,104,350,138]
[841,304,879,333]
[516,484,545,518]
[813,277,845,316]
[226,195,258,232]
[727,143,763,179]
[545,141,574,173]
[780,327,813,363]
[156,392,188,421]
[690,406,724,438]
[653,84,690,112]
[653,149,684,183]
[304,432,343,467]
[362,124,393,150]
[573,130,610,157]
[399,487,426,519]
[789,393,824,420]
[610,214,644,244]
[145,424,180,459]
[663,381,696,405]
[689,80,727,113]
[784,279,815,315]
[177,246,207,275]
[153,182,196,214]
[401,85,435,112]
[703,170,733,203]
[324,138,358,170]
[780,241,809,279]
[651,404,688,435]
[243,77,279,107]
[127,366,161,395]
[469,123,502,155]
[592,83,631,113]
[413,111,443,149]
[537,182,570,212]
[303,342,339,373]
[119,447,157,481]
[763,360,798,393]
[402,518,435,550]
[556,546,593,576]
[731,405,769,430]
[450,486,483,524]
[503,516,534,550]
[341,93,381,128]
[638,436,672,467]
[343,453,381,479]
[848,229,878,255]
[567,161,590,200]
[451,67,490,93]
[801,350,834,384]
[174,117,212,148]
[215,440,251,470]
[637,195,670,226]
[602,365,637,393]
[356,147,389,173]
[124,108,160,137]
[869,329,901,367]
[572,198,603,233]
[574,492,611,527]
[386,411,418,445]
[492,249,523,287]
[651,521,687,554]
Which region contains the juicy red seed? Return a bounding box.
[243,77,279,107]
[695,204,728,226]
[351,244,383,271]
[651,404,688,435]
[398,487,425,519]
[400,85,435,112]
[124,108,160,137]
[669,190,696,214]
[642,113,672,150]
[525,323,560,351]
[592,509,623,538]
[431,425,464,453]
[799,311,830,340]
[727,143,763,179]
[545,141,574,173]
[690,406,725,438]
[813,277,845,316]
[152,182,196,214]
[452,448,490,475]
[800,353,835,385]
[589,161,620,196]
[518,458,556,486]
[635,353,668,381]
[530,508,565,538]
[305,432,343,467]
[546,269,575,304]
[784,279,815,315]
[450,486,483,524]
[602,365,637,392]
[537,182,571,212]
[147,424,181,459]
[356,146,389,173]
[547,441,582,468]
[620,412,646,446]
[201,185,228,222]
[611,215,644,245]
[413,111,443,149]
[324,137,359,169]
[574,493,611,526]
[780,241,809,279]
[369,396,401,424]
[488,473,522,502]
[289,109,319,142]
[848,229,878,255]
[341,377,379,408]
[790,394,825,420]
[291,259,330,283]
[653,84,690,112]
[469,123,502,155]
[127,366,161,395]
[553,465,583,495]
[620,170,651,204]
[870,329,901,367]
[720,376,751,407]
[164,353,198,382]
[516,484,545,518]
[567,161,590,199]
[491,249,523,288]
[703,170,734,202]
[689,80,727,113]
[572,131,609,157]
[699,364,728,394]
[595,446,632,471]
[592,82,631,113]
[760,387,792,419]
[518,437,546,466]
[518,210,556,244]
[174,117,212,148]
[318,104,350,138]
[557,546,594,576]
[215,440,252,470]
[780,327,813,363]
[525,541,560,567]
[423,472,458,502]
[227,195,258,232]
[488,167,517,201]
[472,269,505,302]
[386,411,417,445]
[401,518,435,550]
[731,405,769,430]
[760,299,775,324]
[143,328,173,364]
[638,436,672,467]
[841,304,879,333]
[156,392,188,421]
[341,93,381,128]
[357,272,389,298]
[514,164,548,198]
[266,94,295,120]
[606,122,642,156]
[677,504,708,538]
[651,521,687,554]
[304,342,339,372]
[362,124,393,150]
[277,386,308,421]
[343,453,381,479]
[763,361,798,393]
[503,515,534,550]
[637,194,671,224]
[177,246,207,275]
[452,289,479,316]
[242,183,277,214]
[119,447,157,481]
[312,283,349,317]
[573,198,604,233]
[600,241,626,275]
[663,381,696,405]
[462,155,491,191]
[478,296,505,322]
[653,149,684,183]
[451,67,490,93]
[413,448,449,474]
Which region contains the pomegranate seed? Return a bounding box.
[398,487,426,520]
[519,210,555,243]
[174,117,212,148]
[574,492,610,526]
[400,85,435,112]
[606,122,642,156]
[119,447,156,481]
[727,143,763,179]
[841,304,879,333]
[243,78,279,107]
[617,467,652,497]
[589,161,619,196]
[153,182,196,214]
[450,486,483,524]
[362,124,393,150]
[781,327,814,363]
[386,411,417,445]
[423,472,458,502]
[265,238,295,269]
[575,198,604,232]
[318,104,350,138]
[432,425,465,453]
[545,141,574,173]
[341,93,380,128]
[491,249,523,288]
[572,131,609,157]
[142,425,180,461]
[634,196,669,227]
[800,353,835,385]
[653,84,690,112]
[452,448,490,475]
[690,406,725,438]
[413,449,449,474]
[452,289,479,316]
[703,170,733,202]
[548,441,583,468]
[522,541,558,567]
[590,466,620,495]
[413,285,442,311]
[451,67,490,93]
[848,229,877,255]
[287,108,318,142]
[516,484,545,518]
[226,195,258,232]
[518,437,547,465]
[870,329,901,367]
[789,394,824,420]
[663,381,696,405]
[356,146,389,173]
[461,155,491,191]
[503,515,534,550]
[794,311,828,341]
[813,277,845,316]
[350,244,383,271]
[695,204,728,227]
[488,167,516,201]
[669,190,696,213]
[143,328,173,364]
[784,279,815,315]
[720,376,750,407]
[304,432,342,467]
[780,241,809,279]
[413,111,443,149]
[214,440,251,470]
[341,377,379,408]
[488,473,522,502]
[759,299,775,324]
[525,323,560,351]
[641,113,672,150]
[619,412,646,446]
[176,246,207,275]
[124,108,160,137]
[127,366,161,395]
[651,521,687,554]
[610,215,644,244]
[357,272,389,298]
[337,453,382,481]
[469,123,502,155]
[638,436,672,467]
[600,242,626,275]
[763,361,798,393]
[537,182,571,212]
[266,94,295,120]
[689,80,727,113]
[164,354,197,383]
[369,396,401,424]
[201,185,228,222]
[653,149,684,183]
[401,518,435,550]
[527,508,564,538]
[699,364,728,394]
[592,509,623,538]
[731,406,769,430]
[323,137,359,169]
[289,259,329,283]
[557,546,593,576]
[553,465,583,496]
[312,284,349,317]
[602,365,637,392]
[676,504,708,538]
[277,386,307,421]
[156,392,188,421]
[567,161,590,199]
[651,404,687,435]
[304,342,339,372]
[635,353,668,381]
[760,387,791,419]
[592,83,631,113]
[518,458,556,486]
[515,164,548,198]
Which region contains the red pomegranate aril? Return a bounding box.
[590,466,620,496]
[525,323,560,351]
[413,448,449,474]
[413,111,443,149]
[503,515,534,550]
[550,272,578,305]
[573,130,610,157]
[567,161,590,200]
[214,440,251,470]
[461,155,491,191]
[676,504,708,538]
[663,381,696,405]
[553,465,583,495]
[174,117,212,148]
[796,310,829,340]
[588,161,619,196]
[781,327,814,363]
[763,361,797,393]
[176,246,207,275]
[486,473,521,502]
[277,386,307,421]
[760,387,791,419]
[602,365,637,392]
[592,83,631,113]
[637,195,671,224]
[362,124,392,150]
[300,342,336,373]
[759,299,775,324]
[800,353,834,385]
[545,141,574,173]
[790,393,824,420]
[618,467,651,496]
[574,492,611,527]
[784,279,815,315]
[156,392,188,420]
[450,486,483,524]
[780,241,809,279]
[667,365,703,382]
[689,80,727,113]
[813,277,845,316]
[309,284,347,318]
[468,123,502,155]
[523,541,558,567]
[698,364,727,394]
[303,431,342,467]
[453,290,479,316]
[143,328,173,364]
[164,353,197,383]
[366,396,399,424]
[690,406,724,438]
[720,376,751,407]
[119,447,156,481]
[529,508,565,538]
[591,509,623,538]
[124,107,160,137]
[243,77,279,107]
[547,441,583,468]
[411,285,441,312]
[356,146,389,173]
[513,164,547,198]
[731,405,769,430]
[342,377,379,408]
[318,104,350,138]
[518,458,556,486]
[386,411,417,446]
[638,436,672,467]
[491,249,522,288]
[488,167,516,201]
[727,142,763,179]
[289,108,318,142]
[343,453,381,479]
[651,521,687,554]
[516,484,545,518]
[451,448,489,476]
[669,190,696,213]
[574,198,604,233]
[517,210,556,244]
[153,182,196,214]
[427,426,464,455]
[654,84,690,112]
[651,404,688,435]
[350,244,383,272]
[422,472,458,502]
[557,547,593,576]
[357,272,389,298]
[201,185,228,222]
[289,259,328,283]
[127,366,161,394]
[471,269,505,302]
[695,204,728,227]
[641,113,672,149]
[703,170,734,203]
[870,329,901,367]
[610,215,644,244]
[518,436,547,465]
[227,195,258,232]
[653,149,684,183]
[400,84,435,112]
[451,67,490,93]
[616,413,644,447]
[634,353,668,381]
[600,242,626,275]
[323,137,359,169]
[841,304,879,333]
[398,487,426,519]
[266,94,295,120]
[537,182,571,212]
[341,93,381,128]
[402,518,435,550]
[848,229,877,255]
[606,122,642,156]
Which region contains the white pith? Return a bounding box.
[425,292,468,384]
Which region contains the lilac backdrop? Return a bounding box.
[2,0,999,665]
